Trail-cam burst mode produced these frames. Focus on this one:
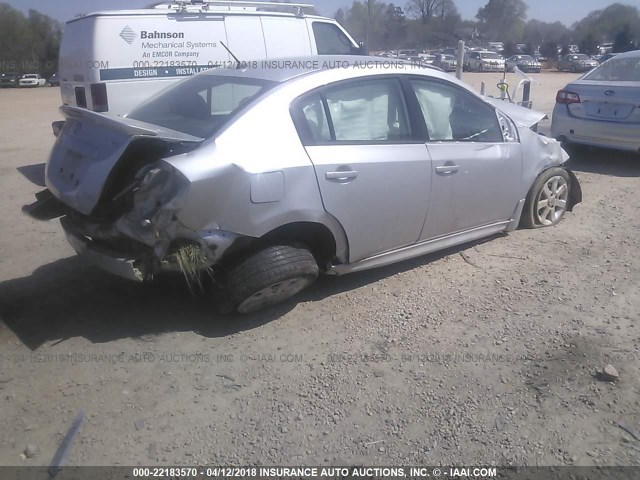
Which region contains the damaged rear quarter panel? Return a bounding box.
[162,92,349,259]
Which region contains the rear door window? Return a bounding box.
[294,78,412,143]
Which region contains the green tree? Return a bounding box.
[381,4,407,49]
[523,19,570,54]
[613,24,637,52]
[572,3,640,52]
[405,0,440,24]
[404,0,461,48]
[0,4,62,76]
[476,0,527,44]
[580,32,599,55]
[339,1,389,51]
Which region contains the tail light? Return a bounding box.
[556,90,581,104]
[74,87,87,108]
[90,83,108,112]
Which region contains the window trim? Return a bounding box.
[291,75,426,146]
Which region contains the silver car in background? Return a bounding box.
[505,55,542,73]
[433,53,458,72]
[24,57,581,313]
[465,50,506,72]
[558,54,599,73]
[551,49,640,152]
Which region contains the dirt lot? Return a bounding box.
[1,72,639,468]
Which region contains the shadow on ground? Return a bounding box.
[565,145,640,177]
[0,235,501,350]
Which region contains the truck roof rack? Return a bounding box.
[154,1,315,16]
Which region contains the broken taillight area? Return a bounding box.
[32,160,247,282]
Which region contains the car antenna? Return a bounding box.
[220,41,243,69]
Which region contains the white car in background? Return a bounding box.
[19,74,47,87]
[551,49,640,152]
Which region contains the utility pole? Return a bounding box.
[366,0,371,54]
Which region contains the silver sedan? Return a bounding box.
[25,56,582,313]
[551,49,640,152]
[505,55,542,73]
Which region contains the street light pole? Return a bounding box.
[366,0,371,54]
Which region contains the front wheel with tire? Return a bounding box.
[226,245,319,314]
[520,168,571,229]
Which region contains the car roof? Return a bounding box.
[67,8,332,23]
[609,49,640,59]
[199,55,442,83]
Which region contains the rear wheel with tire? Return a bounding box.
[226,245,319,314]
[520,168,571,229]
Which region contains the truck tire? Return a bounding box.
[227,245,319,314]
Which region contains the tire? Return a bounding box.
[226,245,319,314]
[520,168,571,229]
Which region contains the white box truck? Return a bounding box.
[58,1,362,115]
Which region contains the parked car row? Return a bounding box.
[0,72,59,87]
[378,46,548,74]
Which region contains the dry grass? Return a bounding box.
[174,244,211,294]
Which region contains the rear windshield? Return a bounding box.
[127,74,277,138]
[481,52,502,59]
[583,57,640,82]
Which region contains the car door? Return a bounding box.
[293,77,431,262]
[406,77,523,241]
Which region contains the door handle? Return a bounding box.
[326,170,358,180]
[435,165,459,174]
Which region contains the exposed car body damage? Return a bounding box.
[484,98,548,128]
[33,106,250,280]
[23,57,582,312]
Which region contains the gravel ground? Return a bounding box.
[0,74,639,467]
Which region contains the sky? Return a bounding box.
[4,0,640,26]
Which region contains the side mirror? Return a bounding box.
[354,41,367,56]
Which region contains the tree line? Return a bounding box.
[335,0,640,56]
[1,0,638,76]
[0,3,62,76]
